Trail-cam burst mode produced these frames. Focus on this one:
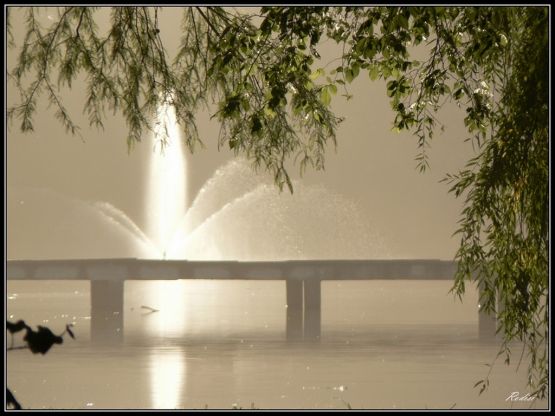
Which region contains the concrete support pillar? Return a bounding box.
[286,279,303,340]
[478,282,497,341]
[91,280,124,344]
[303,279,321,341]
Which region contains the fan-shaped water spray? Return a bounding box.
[171,180,389,260]
[93,201,160,257]
[7,187,154,259]
[180,159,273,234]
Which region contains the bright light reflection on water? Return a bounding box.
[6,281,548,410]
[149,349,185,409]
[139,281,189,337]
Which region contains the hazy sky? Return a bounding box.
[6,7,475,260]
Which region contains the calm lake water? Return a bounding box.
[6,280,548,410]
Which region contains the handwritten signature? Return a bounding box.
[506,392,536,402]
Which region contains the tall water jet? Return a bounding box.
[146,97,188,258]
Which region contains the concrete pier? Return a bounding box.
[285,279,322,341]
[303,279,321,341]
[6,258,496,343]
[478,282,498,341]
[286,279,303,340]
[90,280,124,344]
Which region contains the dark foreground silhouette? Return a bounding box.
[6,320,75,409]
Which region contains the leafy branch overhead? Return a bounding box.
[7,6,549,399]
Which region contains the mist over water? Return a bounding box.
[7,280,546,410]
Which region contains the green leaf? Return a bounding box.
[386,80,398,97]
[453,87,465,100]
[321,86,331,106]
[241,99,250,112]
[310,68,325,81]
[263,106,276,119]
[369,65,380,81]
[345,68,354,84]
[397,15,409,30]
[351,62,360,78]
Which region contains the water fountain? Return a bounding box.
[140,96,389,261]
[8,97,389,261]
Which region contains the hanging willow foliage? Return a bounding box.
[7,6,549,398]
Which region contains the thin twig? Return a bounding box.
[7,346,30,352]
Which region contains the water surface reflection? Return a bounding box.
[7,280,548,409]
[149,348,185,409]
